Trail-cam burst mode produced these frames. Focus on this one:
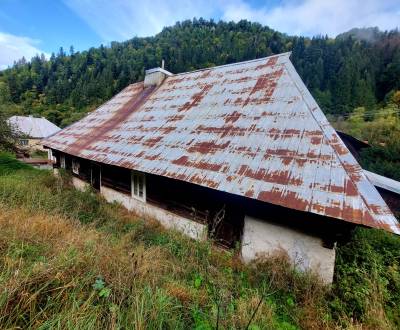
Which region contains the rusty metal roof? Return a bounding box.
[44,53,400,234]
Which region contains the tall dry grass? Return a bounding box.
[0,203,338,329]
[0,153,398,329]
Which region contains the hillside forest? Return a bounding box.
[0,20,399,179]
[0,19,400,329]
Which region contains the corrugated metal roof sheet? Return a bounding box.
[8,116,60,138]
[364,170,400,195]
[44,53,400,234]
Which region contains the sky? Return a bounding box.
[0,0,399,69]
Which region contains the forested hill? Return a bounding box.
[0,20,400,127]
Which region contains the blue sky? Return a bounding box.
[1,0,399,69]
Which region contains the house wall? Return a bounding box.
[19,138,45,152]
[100,185,207,240]
[28,138,44,151]
[241,215,336,284]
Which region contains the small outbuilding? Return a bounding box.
[336,130,400,218]
[7,115,60,151]
[43,53,399,283]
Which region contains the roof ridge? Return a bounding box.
[172,52,292,77]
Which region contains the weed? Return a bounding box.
[0,152,399,329]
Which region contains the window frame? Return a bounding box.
[131,170,146,202]
[72,159,80,175]
[19,139,29,146]
[60,155,66,169]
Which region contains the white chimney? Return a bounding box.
[144,67,172,88]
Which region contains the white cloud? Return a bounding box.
[63,0,400,41]
[64,0,219,41]
[222,0,400,37]
[62,0,400,41]
[0,32,49,70]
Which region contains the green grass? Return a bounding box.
[0,152,399,329]
[0,151,32,175]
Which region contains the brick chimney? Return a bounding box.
[144,67,172,88]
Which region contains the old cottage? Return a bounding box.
[8,115,60,151]
[43,53,400,283]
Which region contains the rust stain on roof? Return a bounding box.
[178,83,213,112]
[65,83,155,155]
[187,141,231,154]
[224,110,242,124]
[242,68,283,107]
[44,52,399,235]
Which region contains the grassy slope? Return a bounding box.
[0,153,399,329]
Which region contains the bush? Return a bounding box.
[360,143,400,181]
[332,227,400,327]
[0,113,18,152]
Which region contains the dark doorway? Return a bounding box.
[91,163,101,191]
[209,202,244,249]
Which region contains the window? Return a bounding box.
[72,159,80,175]
[60,155,66,169]
[131,171,146,201]
[19,139,28,146]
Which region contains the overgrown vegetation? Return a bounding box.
[333,229,400,328]
[332,91,400,181]
[0,153,399,329]
[0,112,18,152]
[0,21,400,126]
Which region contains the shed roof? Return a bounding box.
[44,53,400,234]
[364,170,400,196]
[8,116,60,138]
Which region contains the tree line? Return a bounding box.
[0,20,399,128]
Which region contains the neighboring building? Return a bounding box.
[336,130,369,163]
[364,170,400,218]
[336,130,400,217]
[7,115,60,151]
[43,53,400,283]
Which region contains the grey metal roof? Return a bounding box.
[364,170,400,195]
[8,116,60,139]
[44,53,400,234]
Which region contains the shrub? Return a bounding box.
[332,227,400,327]
[0,113,18,152]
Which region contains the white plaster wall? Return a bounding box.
[241,216,335,284]
[72,176,89,192]
[100,185,207,240]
